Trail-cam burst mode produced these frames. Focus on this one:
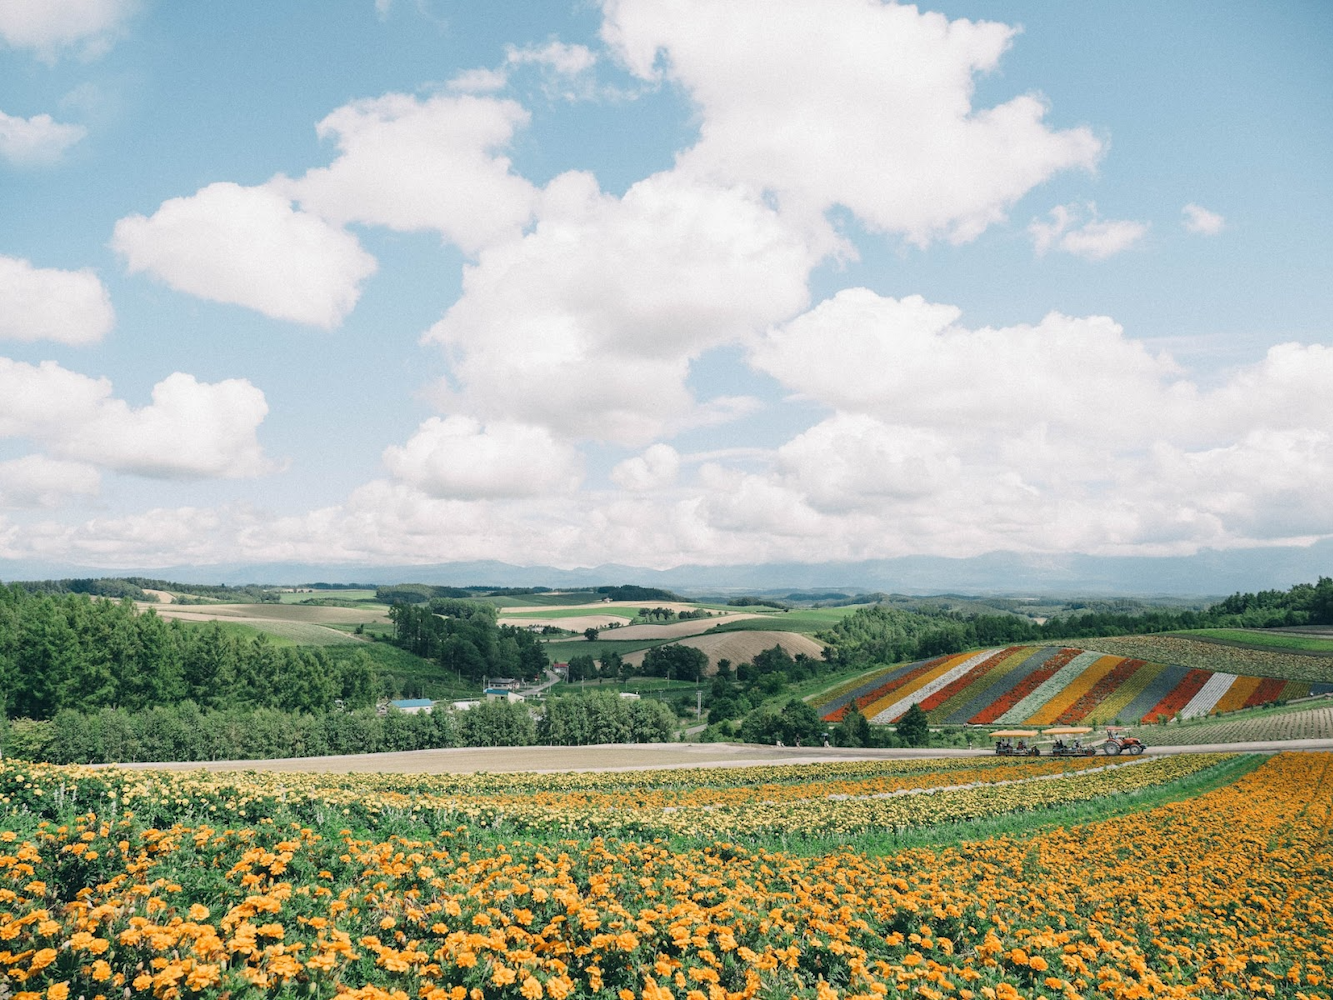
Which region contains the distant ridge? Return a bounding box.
[1,537,1330,597]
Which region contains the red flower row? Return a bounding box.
[1055,658,1145,725]
[1142,668,1212,723]
[1245,676,1287,708]
[916,647,1021,714]
[969,647,1081,726]
[823,656,945,722]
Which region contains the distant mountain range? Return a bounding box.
[2,538,1330,598]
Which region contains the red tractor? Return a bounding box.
[1101,728,1147,755]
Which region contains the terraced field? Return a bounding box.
[813,644,1333,725]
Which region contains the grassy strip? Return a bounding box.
[1172,628,1333,655]
[728,752,1265,857]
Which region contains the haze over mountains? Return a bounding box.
[4,538,1330,597]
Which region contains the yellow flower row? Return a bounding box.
[0,754,1329,1000]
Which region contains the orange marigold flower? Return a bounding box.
[47,983,70,1000]
[521,976,544,1000]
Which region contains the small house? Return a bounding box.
[390,698,434,715]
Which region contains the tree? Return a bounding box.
[896,703,930,747]
[642,643,708,682]
[835,705,872,747]
[584,627,600,641]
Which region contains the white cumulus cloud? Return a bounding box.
[1029,203,1148,260]
[611,443,680,491]
[0,0,136,59]
[0,255,113,344]
[111,181,377,328]
[281,93,538,254]
[0,455,100,508]
[1182,202,1225,235]
[0,359,276,479]
[424,168,823,444]
[0,109,86,164]
[603,0,1102,244]
[383,416,583,499]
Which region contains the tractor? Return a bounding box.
[1101,728,1147,755]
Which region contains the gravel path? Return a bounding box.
[110,738,1333,775]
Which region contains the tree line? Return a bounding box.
[0,586,377,721]
[1,689,678,764]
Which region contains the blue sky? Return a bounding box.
[1,0,1330,575]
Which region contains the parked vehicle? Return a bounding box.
[1102,727,1147,755]
[990,729,1041,756]
[1043,726,1098,757]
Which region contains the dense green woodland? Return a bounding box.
[0,586,376,720]
[387,599,549,681]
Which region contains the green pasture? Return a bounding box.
[479,591,603,609]
[178,618,360,647]
[1175,627,1333,653]
[540,637,672,661]
[277,589,380,605]
[706,606,866,634]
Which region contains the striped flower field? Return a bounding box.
[813,644,1333,725]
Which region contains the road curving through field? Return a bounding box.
[109,736,1333,775]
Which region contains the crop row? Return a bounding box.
[1120,705,1333,746]
[813,644,1333,726]
[0,753,1327,1000]
[1,754,1224,844]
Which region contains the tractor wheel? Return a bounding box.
[1104,743,1121,755]
[1131,745,1145,755]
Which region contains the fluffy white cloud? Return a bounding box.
[0,109,85,164]
[282,93,538,253]
[0,455,100,508]
[0,359,275,478]
[776,415,961,512]
[111,181,377,328]
[752,288,1186,451]
[1029,203,1148,260]
[611,443,680,491]
[1182,202,1225,236]
[0,0,135,58]
[603,0,1101,244]
[506,40,596,76]
[0,255,113,344]
[383,416,583,499]
[424,168,823,444]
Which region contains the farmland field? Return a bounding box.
[277,589,381,604]
[1078,633,1333,682]
[1170,627,1333,654]
[3,751,1330,1000]
[813,644,1333,726]
[1120,703,1333,746]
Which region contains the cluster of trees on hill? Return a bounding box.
[387,599,548,682]
[820,578,1333,668]
[2,689,678,764]
[14,577,281,604]
[0,586,377,721]
[597,585,680,602]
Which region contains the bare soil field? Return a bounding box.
[139,603,389,625]
[141,588,175,603]
[621,629,825,669]
[499,613,636,631]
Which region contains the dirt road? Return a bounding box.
[111,738,1333,775]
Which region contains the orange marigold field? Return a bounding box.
[1,753,1330,1000]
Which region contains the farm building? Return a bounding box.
[486,677,521,691]
[485,688,525,703]
[389,698,434,715]
[450,700,481,712]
